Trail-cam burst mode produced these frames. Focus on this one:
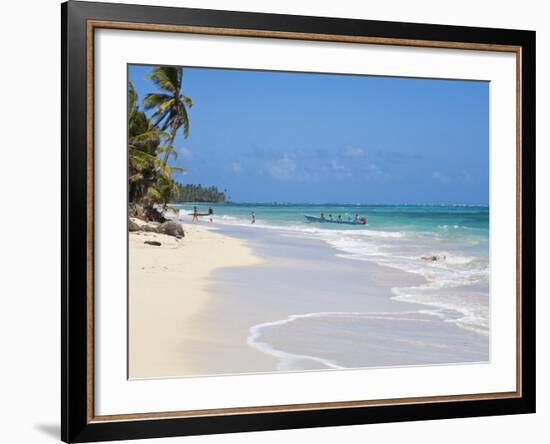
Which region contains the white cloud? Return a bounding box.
[432,171,452,184]
[364,163,384,180]
[343,146,364,158]
[328,159,353,180]
[459,170,475,184]
[265,155,297,181]
[179,147,193,161]
[229,162,242,174]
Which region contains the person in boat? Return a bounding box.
[208,207,214,223]
[320,213,326,220]
[337,215,342,223]
[251,212,256,224]
[192,206,199,223]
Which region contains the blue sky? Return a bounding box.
[129,65,489,204]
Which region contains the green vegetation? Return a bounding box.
[128,66,192,217]
[173,183,227,203]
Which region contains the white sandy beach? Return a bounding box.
[128,223,263,378]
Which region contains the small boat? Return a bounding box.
[304,215,366,225]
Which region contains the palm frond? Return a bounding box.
[143,93,172,110]
[182,96,193,108]
[146,68,177,93]
[128,81,138,114]
[168,165,185,174]
[145,187,162,203]
[130,129,170,144]
[177,102,190,138]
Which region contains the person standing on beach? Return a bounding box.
[208,207,214,223]
[192,206,199,223]
[251,212,256,224]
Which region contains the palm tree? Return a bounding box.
[128,81,165,204]
[143,66,193,164]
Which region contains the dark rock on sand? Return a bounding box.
[128,219,140,232]
[144,205,166,223]
[421,255,446,262]
[144,240,162,246]
[141,224,159,233]
[129,217,159,233]
[158,221,185,237]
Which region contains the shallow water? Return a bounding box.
[173,203,490,373]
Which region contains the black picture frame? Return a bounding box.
[62,1,536,442]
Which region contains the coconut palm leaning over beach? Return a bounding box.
[128,66,192,217]
[144,66,193,165]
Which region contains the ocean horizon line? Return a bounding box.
[172,201,489,207]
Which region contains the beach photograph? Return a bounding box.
[127,64,489,379]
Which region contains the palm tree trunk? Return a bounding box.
[162,126,177,165]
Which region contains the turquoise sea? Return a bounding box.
[173,203,490,338]
[175,203,487,233]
